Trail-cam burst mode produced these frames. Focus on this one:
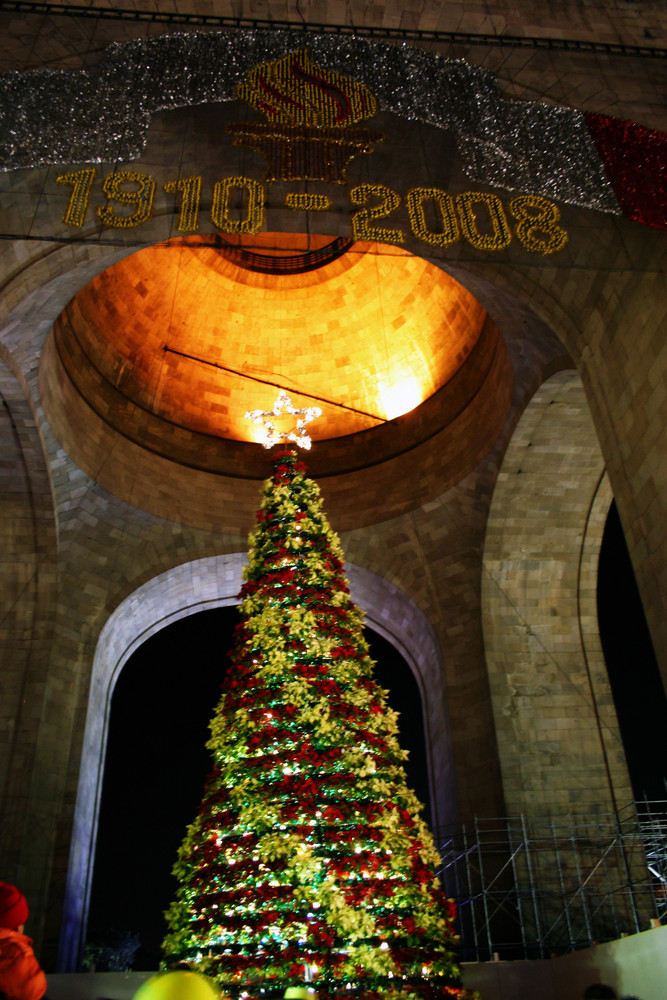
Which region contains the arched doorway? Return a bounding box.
[85,607,430,970]
[597,501,667,801]
[59,557,447,969]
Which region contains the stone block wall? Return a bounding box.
[0,1,665,969]
[482,371,634,820]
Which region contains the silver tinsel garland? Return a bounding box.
[0,29,619,213]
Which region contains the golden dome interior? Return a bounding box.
[56,233,488,447]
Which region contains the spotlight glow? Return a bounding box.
[379,374,423,419]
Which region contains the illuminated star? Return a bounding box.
[245,390,322,450]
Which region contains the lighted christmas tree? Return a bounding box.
[163,427,469,999]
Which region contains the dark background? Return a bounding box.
[87,500,666,969]
[597,502,666,803]
[87,618,429,969]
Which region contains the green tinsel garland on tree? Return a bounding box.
[163,448,475,1000]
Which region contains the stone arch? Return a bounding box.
[456,255,667,687]
[481,370,633,821]
[59,555,447,969]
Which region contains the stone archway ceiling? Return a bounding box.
[44,235,513,523]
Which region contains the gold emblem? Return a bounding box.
[226,49,384,183]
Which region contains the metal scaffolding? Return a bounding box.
[437,801,667,962]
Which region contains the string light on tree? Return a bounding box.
[245,390,322,450]
[163,408,476,998]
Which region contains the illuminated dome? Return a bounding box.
[51,233,489,440]
[41,233,512,526]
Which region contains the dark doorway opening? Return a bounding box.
[597,501,667,802]
[86,607,430,971]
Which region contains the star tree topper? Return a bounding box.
[245,390,322,450]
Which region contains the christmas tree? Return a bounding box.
[163,442,470,999]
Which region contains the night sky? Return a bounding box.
[87,501,666,970]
